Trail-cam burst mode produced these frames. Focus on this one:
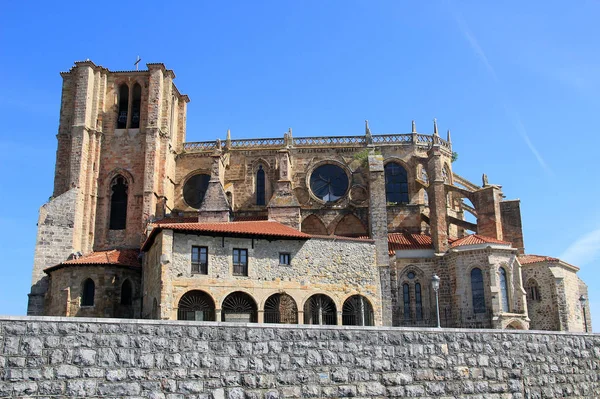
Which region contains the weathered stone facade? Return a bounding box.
[1,317,599,398]
[28,60,591,333]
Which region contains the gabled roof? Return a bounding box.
[143,221,310,251]
[44,249,141,273]
[450,234,511,248]
[518,254,560,264]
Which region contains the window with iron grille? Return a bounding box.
[233,248,248,276]
[191,246,208,274]
[279,253,291,265]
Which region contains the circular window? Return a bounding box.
[309,164,349,202]
[407,272,415,280]
[183,174,210,209]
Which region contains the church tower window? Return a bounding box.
[131,83,142,128]
[385,162,409,204]
[117,84,129,129]
[109,176,128,230]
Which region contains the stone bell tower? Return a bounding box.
[28,60,189,315]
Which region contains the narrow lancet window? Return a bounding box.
[81,278,95,307]
[110,176,128,230]
[256,165,266,205]
[117,85,129,129]
[499,267,509,312]
[131,83,142,128]
[120,279,133,305]
[403,283,410,320]
[471,268,486,314]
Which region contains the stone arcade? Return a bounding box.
[28,60,591,332]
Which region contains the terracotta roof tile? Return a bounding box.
[143,221,310,251]
[45,249,141,273]
[450,234,511,248]
[388,233,434,255]
[518,254,560,265]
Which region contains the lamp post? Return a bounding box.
[432,274,441,328]
[579,295,588,333]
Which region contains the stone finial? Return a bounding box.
[482,173,489,186]
[288,127,293,139]
[447,129,452,143]
[433,118,439,135]
[225,129,231,149]
[412,120,417,133]
[215,138,222,151]
[365,120,373,145]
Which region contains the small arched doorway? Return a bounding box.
[177,290,216,321]
[221,292,257,323]
[264,293,298,324]
[304,294,337,325]
[342,295,374,326]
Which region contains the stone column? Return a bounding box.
[367,153,392,326]
[426,144,449,253]
[473,185,504,240]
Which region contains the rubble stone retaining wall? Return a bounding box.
[1,316,599,398]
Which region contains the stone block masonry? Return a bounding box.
[1,317,599,398]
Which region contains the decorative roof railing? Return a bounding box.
[183,133,451,153]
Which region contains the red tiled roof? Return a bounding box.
[143,221,310,251]
[45,249,141,273]
[388,233,434,255]
[153,217,197,224]
[518,254,560,265]
[450,234,511,248]
[310,234,375,243]
[232,215,269,222]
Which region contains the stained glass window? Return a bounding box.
[309,164,349,202]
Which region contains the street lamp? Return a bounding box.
[431,274,441,328]
[579,295,588,333]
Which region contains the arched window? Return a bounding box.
[117,84,129,129]
[385,162,409,204]
[109,176,128,230]
[221,292,257,323]
[178,290,216,321]
[499,267,509,312]
[403,283,410,320]
[131,83,142,128]
[81,278,95,307]
[256,165,266,206]
[471,268,485,314]
[342,295,374,326]
[264,293,298,324]
[120,279,132,306]
[415,283,423,321]
[526,279,541,301]
[304,294,337,325]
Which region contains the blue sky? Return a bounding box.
[0,1,598,331]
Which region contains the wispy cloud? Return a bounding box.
[560,228,600,267]
[448,3,552,176]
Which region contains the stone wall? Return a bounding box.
[1,317,599,398]
[151,234,381,324]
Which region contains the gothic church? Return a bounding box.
[28,60,591,332]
